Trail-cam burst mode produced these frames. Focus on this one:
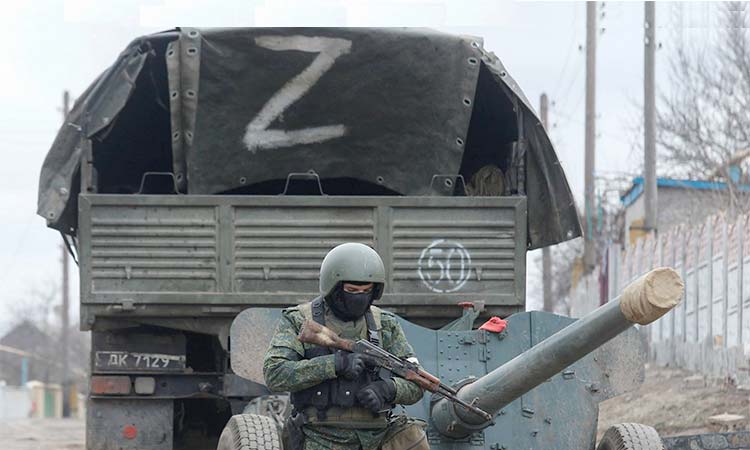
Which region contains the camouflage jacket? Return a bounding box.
[263,302,424,406]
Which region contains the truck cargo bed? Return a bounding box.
[79,194,527,326]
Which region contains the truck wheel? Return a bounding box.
[597,423,664,450]
[217,414,282,450]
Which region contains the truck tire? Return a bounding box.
[597,423,664,450]
[217,413,282,450]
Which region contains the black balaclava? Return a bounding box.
[326,281,375,321]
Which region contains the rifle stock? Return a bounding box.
[298,319,354,352]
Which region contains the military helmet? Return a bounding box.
[320,243,386,299]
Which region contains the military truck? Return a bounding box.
[37,28,718,450]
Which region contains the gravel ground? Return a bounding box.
[0,418,84,450]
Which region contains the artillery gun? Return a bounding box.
[228,268,685,450]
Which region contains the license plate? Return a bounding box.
[95,351,186,371]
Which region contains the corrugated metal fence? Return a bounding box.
[569,213,750,384]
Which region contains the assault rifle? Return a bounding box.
[298,319,493,422]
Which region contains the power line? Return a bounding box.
[551,7,581,96]
[554,57,585,117]
[553,2,607,131]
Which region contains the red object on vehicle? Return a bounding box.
[479,317,507,333]
[123,425,138,440]
[457,301,476,310]
[91,376,131,395]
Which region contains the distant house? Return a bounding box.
[620,177,750,245]
[0,321,58,386]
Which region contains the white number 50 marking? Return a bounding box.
[243,35,352,153]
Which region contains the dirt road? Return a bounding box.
[599,364,750,438]
[0,418,84,450]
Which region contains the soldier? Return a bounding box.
[263,243,426,450]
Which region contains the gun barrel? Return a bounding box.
[432,268,683,438]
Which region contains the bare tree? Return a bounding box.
[535,174,627,315]
[5,282,59,334]
[550,238,585,314]
[530,241,580,313]
[658,2,750,213]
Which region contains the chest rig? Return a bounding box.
[290,297,382,419]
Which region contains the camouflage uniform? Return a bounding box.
[263,301,424,450]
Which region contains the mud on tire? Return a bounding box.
[597,423,664,450]
[217,413,281,450]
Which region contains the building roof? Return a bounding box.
[621,177,750,208]
[0,321,50,348]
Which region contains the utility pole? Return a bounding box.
[61,90,71,418]
[540,93,553,312]
[644,1,658,233]
[584,1,598,272]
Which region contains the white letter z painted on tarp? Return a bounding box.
[243,35,352,153]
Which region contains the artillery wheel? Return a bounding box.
[217,413,282,450]
[597,423,664,450]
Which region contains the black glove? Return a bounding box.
[356,380,396,413]
[334,351,369,380]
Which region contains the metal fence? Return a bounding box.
[569,213,750,384]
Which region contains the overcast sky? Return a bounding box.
[0,1,721,332]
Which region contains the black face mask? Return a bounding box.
[328,287,373,321]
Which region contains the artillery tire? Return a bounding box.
[597,423,664,450]
[217,413,281,450]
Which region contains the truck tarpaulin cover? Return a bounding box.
[37,27,581,249]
